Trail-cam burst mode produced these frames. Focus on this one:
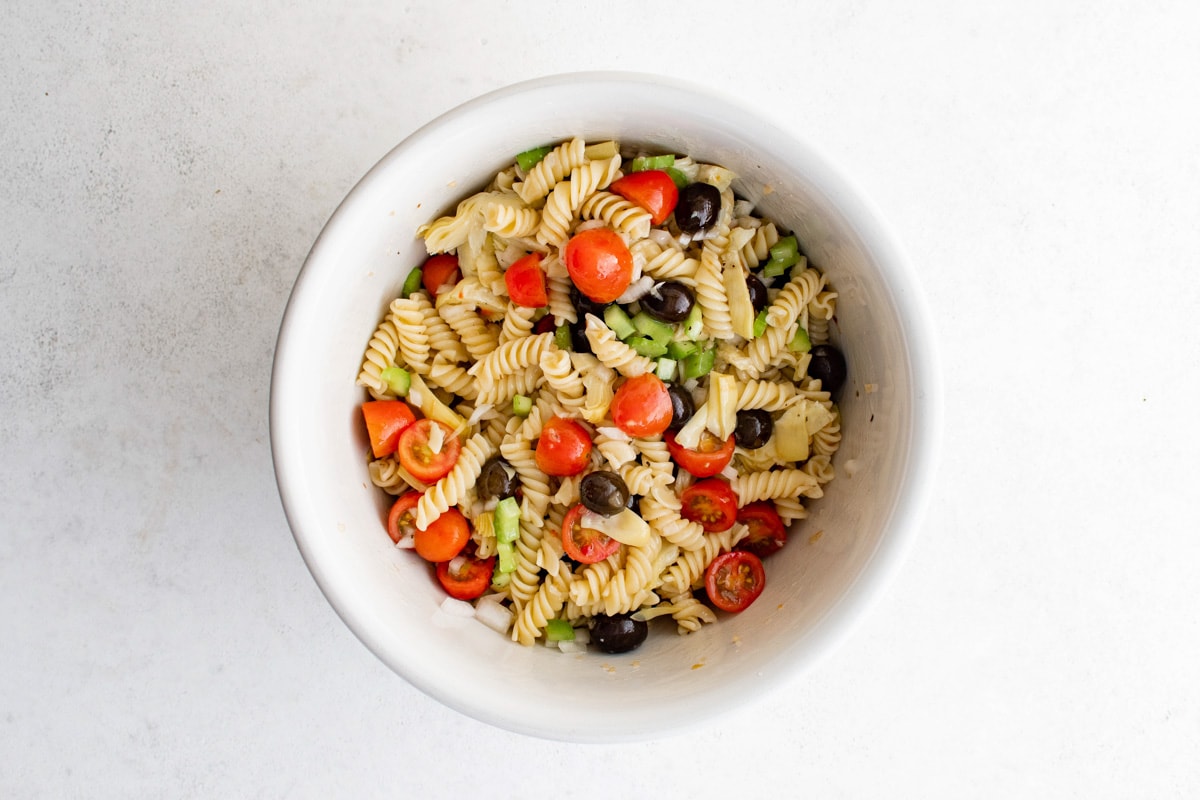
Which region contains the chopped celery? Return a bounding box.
[545,618,575,642]
[656,357,677,381]
[666,339,699,360]
[513,394,533,417]
[625,335,669,358]
[769,235,800,266]
[631,311,674,346]
[681,347,716,380]
[603,304,636,340]
[788,326,812,353]
[664,166,688,189]
[752,308,770,338]
[496,540,517,574]
[515,145,552,172]
[682,303,704,340]
[380,366,411,397]
[490,570,511,591]
[494,497,520,544]
[762,260,787,279]
[630,154,675,172]
[554,322,572,351]
[401,267,423,298]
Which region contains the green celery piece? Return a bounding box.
[769,235,800,266]
[664,166,688,189]
[490,569,511,591]
[656,357,677,381]
[545,618,575,642]
[515,145,552,172]
[629,154,675,172]
[603,304,636,340]
[682,303,704,340]
[631,311,673,346]
[554,322,572,351]
[513,394,533,417]
[380,366,411,397]
[752,308,770,338]
[494,497,520,544]
[762,260,787,279]
[666,339,699,360]
[626,335,668,358]
[789,326,812,353]
[496,540,517,574]
[401,267,423,298]
[681,348,716,380]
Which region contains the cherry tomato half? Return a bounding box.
[414,507,471,562]
[504,253,548,307]
[736,501,788,558]
[610,373,673,438]
[386,491,422,544]
[421,253,461,296]
[562,228,634,303]
[397,419,462,483]
[681,478,739,532]
[535,416,593,477]
[436,552,496,599]
[665,430,736,478]
[561,504,621,564]
[361,400,416,459]
[609,170,679,226]
[704,551,766,613]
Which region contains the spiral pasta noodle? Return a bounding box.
[583,314,655,377]
[415,432,497,530]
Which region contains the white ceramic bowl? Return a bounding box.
[271,72,941,741]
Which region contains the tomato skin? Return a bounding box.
[665,430,736,478]
[562,228,634,303]
[561,504,621,564]
[414,507,471,562]
[535,416,593,477]
[533,314,557,335]
[611,374,673,437]
[386,491,423,544]
[396,419,462,483]
[436,553,496,599]
[680,478,739,532]
[361,400,416,459]
[736,501,788,558]
[704,551,766,613]
[609,170,679,226]
[504,253,548,307]
[421,254,461,296]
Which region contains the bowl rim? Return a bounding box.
[270,71,943,740]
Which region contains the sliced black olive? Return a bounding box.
[666,383,695,431]
[734,409,774,449]
[591,613,649,653]
[580,470,630,516]
[570,285,608,320]
[746,274,769,312]
[568,320,593,354]
[808,344,847,396]
[676,182,721,235]
[641,281,695,323]
[478,456,519,500]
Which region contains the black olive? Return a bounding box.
[746,274,769,312]
[627,493,641,511]
[591,613,649,654]
[568,320,593,354]
[641,281,695,323]
[478,456,519,500]
[570,285,608,320]
[666,383,695,431]
[676,182,721,235]
[734,409,774,449]
[580,470,630,516]
[808,344,847,396]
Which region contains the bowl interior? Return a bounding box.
[271,73,936,741]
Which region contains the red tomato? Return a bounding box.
[386,491,422,544]
[504,253,548,307]
[680,478,739,532]
[562,228,633,303]
[361,400,416,459]
[421,254,461,296]
[414,507,471,562]
[436,553,496,599]
[610,374,673,437]
[535,416,593,477]
[561,504,621,564]
[704,551,766,613]
[665,430,736,478]
[609,170,679,226]
[736,501,788,558]
[533,314,557,335]
[396,419,462,483]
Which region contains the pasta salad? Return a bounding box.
[357,138,846,653]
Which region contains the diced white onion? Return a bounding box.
[720,463,739,481]
[594,426,631,443]
[395,533,416,550]
[557,640,587,654]
[573,626,591,645]
[447,555,469,577]
[474,599,514,634]
[438,597,476,618]
[428,420,445,454]
[408,389,423,408]
[616,275,656,304]
[467,403,493,425]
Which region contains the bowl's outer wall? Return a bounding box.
[271,73,940,741]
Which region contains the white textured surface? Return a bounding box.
[2,2,1198,796]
